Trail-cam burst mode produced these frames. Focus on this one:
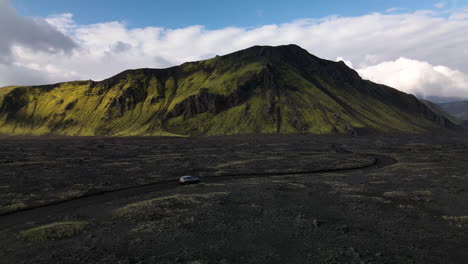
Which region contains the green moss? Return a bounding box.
[195,183,225,187]
[383,191,407,198]
[0,46,447,136]
[284,183,307,189]
[413,190,433,196]
[113,192,228,220]
[17,221,88,242]
[384,162,440,171]
[442,216,468,227]
[3,202,28,212]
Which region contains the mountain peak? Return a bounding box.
[0,45,457,136]
[221,44,316,62]
[250,43,307,54]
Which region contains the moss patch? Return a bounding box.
[384,163,440,171]
[193,183,225,187]
[113,192,229,220]
[413,190,433,196]
[383,191,408,198]
[344,195,392,204]
[442,216,468,227]
[3,202,27,212]
[18,221,88,242]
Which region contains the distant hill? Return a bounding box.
[421,100,460,125]
[0,45,458,136]
[422,96,468,104]
[437,101,468,129]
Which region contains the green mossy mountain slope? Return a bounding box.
[0,45,457,136]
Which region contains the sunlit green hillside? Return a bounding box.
[0,45,456,136]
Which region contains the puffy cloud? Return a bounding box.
[357,58,468,98]
[386,7,408,13]
[45,13,75,34]
[0,0,75,63]
[450,10,468,20]
[0,0,467,99]
[434,2,446,9]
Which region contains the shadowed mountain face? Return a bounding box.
[0,45,458,136]
[421,100,460,125]
[437,101,468,129]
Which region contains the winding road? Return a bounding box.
[0,146,397,231]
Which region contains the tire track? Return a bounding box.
[0,147,397,231]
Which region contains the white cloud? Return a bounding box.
[45,13,75,34]
[357,58,468,98]
[386,7,407,13]
[336,57,353,68]
[0,0,467,99]
[0,0,75,63]
[450,11,468,20]
[0,63,50,85]
[434,2,446,9]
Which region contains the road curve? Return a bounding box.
[0,146,397,231]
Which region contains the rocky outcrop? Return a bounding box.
[105,85,148,120]
[0,88,29,114]
[167,75,260,119]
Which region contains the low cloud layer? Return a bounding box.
[0,0,467,99]
[358,58,468,98]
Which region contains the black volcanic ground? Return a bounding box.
[0,134,467,264]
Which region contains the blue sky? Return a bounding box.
[11,0,464,29]
[2,0,468,98]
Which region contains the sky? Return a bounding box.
[11,0,451,29]
[1,0,468,99]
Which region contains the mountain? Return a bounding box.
[421,100,460,125]
[437,101,468,129]
[421,96,468,104]
[0,44,458,136]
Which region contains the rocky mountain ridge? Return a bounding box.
[0,44,458,136]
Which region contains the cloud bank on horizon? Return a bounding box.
[0,0,467,99]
